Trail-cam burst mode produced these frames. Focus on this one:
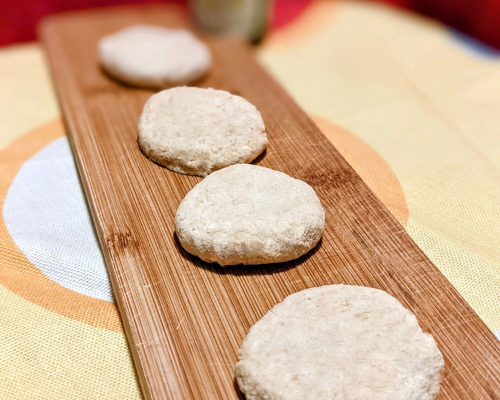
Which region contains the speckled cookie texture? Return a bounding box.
[174,164,325,265]
[99,25,211,88]
[138,87,268,176]
[236,285,444,400]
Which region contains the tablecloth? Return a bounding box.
[1,1,499,398]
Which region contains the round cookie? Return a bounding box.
[99,25,211,88]
[174,164,325,265]
[236,285,444,400]
[138,87,268,176]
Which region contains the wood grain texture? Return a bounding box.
[39,5,500,399]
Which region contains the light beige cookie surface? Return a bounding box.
[175,164,325,265]
[236,285,444,400]
[138,87,268,176]
[99,25,211,88]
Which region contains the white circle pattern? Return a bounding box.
[3,137,114,302]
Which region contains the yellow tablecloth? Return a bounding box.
[1,1,499,398]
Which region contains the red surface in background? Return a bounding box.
[384,0,500,49]
[0,0,499,49]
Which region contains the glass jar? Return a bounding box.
[190,0,272,43]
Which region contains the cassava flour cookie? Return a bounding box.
[99,25,211,88]
[138,87,268,176]
[236,285,444,400]
[175,164,325,265]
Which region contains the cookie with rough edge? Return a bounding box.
[99,25,211,88]
[236,285,444,400]
[138,87,268,176]
[174,164,325,265]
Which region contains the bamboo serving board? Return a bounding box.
[40,5,500,399]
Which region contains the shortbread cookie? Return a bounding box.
[138,87,268,176]
[175,164,325,265]
[99,25,211,88]
[236,285,444,400]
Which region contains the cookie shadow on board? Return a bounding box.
[234,377,245,400]
[251,148,267,166]
[98,66,153,92]
[173,232,322,276]
[99,65,211,92]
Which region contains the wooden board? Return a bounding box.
[39,5,500,399]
